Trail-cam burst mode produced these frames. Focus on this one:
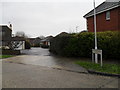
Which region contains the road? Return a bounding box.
[2,48,119,88]
[6,48,88,73]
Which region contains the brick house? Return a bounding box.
[27,37,41,46]
[84,1,120,32]
[0,24,25,50]
[40,36,53,46]
[0,25,12,46]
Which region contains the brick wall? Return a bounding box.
[87,7,120,32]
[118,7,120,31]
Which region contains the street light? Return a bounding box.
[93,0,98,63]
[76,26,79,33]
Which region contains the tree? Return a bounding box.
[15,31,28,38]
[39,35,45,39]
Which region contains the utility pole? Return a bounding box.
[93,0,98,63]
[76,26,79,33]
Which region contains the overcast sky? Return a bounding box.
[1,0,105,37]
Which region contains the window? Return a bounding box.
[106,11,110,20]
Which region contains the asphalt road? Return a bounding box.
[1,48,119,88]
[2,61,119,88]
[9,48,88,73]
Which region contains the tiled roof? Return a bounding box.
[0,25,12,31]
[84,1,120,18]
[41,36,53,42]
[12,36,25,41]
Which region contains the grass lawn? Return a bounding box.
[75,61,120,74]
[0,55,13,59]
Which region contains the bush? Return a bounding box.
[65,32,95,57]
[33,43,40,47]
[41,44,49,48]
[25,41,31,49]
[0,46,10,50]
[50,31,120,59]
[1,49,20,55]
[97,31,120,59]
[50,35,71,55]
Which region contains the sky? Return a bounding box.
[1,0,105,37]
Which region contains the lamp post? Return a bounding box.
[93,0,98,63]
[76,26,79,33]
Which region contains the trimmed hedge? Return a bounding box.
[1,49,20,55]
[33,43,40,47]
[50,31,120,59]
[41,44,49,48]
[50,35,71,55]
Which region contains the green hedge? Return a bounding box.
[50,35,71,55]
[50,31,120,59]
[1,49,20,55]
[41,44,49,48]
[33,43,40,47]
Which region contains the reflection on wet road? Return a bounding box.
[2,48,119,88]
[4,48,87,73]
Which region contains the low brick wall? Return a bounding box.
[0,49,21,55]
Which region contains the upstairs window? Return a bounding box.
[106,11,110,20]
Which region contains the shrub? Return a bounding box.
[50,31,120,59]
[0,46,10,50]
[97,31,120,59]
[41,44,49,48]
[25,41,31,49]
[50,35,71,55]
[33,43,40,47]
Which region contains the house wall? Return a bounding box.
[87,7,120,32]
[0,26,12,46]
[118,7,120,30]
[0,26,12,41]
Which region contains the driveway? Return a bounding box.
[2,48,119,88]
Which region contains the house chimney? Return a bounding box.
[9,24,12,30]
[8,22,12,30]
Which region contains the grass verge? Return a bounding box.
[0,55,13,59]
[75,61,120,74]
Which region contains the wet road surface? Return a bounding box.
[4,48,88,73]
[2,48,119,88]
[2,61,119,88]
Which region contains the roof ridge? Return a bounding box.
[83,2,105,18]
[84,1,120,18]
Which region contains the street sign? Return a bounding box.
[92,49,102,54]
[92,49,103,67]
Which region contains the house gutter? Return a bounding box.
[84,5,120,18]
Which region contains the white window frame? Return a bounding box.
[106,11,110,20]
